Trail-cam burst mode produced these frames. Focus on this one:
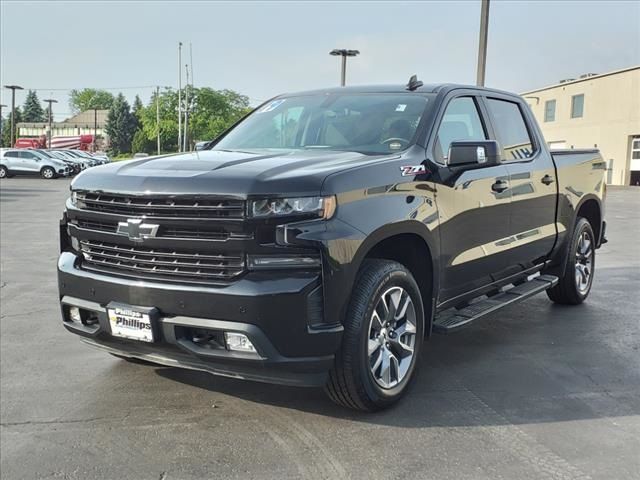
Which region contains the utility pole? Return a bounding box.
[184,64,189,152]
[189,43,194,87]
[4,85,24,147]
[93,108,98,152]
[178,42,183,152]
[329,49,360,86]
[156,86,161,155]
[43,98,58,148]
[476,0,490,86]
[0,104,6,147]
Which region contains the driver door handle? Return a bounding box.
[541,174,555,185]
[491,179,509,193]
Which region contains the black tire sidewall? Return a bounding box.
[356,265,424,405]
[567,218,596,301]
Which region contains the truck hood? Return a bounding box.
[71,149,391,197]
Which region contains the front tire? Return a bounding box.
[326,259,425,411]
[41,166,56,179]
[0,166,9,178]
[547,217,596,305]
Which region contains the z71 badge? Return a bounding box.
[400,165,427,176]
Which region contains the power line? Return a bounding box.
[27,85,158,92]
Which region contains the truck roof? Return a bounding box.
[280,83,521,99]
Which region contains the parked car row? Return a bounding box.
[0,149,110,179]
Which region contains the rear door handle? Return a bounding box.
[541,174,555,185]
[491,180,509,193]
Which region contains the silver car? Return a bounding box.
[0,148,72,179]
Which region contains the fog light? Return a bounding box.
[69,306,82,323]
[70,236,80,251]
[224,332,257,353]
[247,255,321,270]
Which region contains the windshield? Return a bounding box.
[214,93,432,155]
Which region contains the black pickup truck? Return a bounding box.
[58,80,607,411]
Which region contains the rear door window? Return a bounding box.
[486,98,535,161]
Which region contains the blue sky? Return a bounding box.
[1,0,638,120]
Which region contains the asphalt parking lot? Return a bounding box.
[1,177,639,480]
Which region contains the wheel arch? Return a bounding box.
[575,196,602,246]
[350,221,439,335]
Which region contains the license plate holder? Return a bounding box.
[107,302,159,343]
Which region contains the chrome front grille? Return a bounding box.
[76,192,245,219]
[73,219,231,240]
[79,240,245,282]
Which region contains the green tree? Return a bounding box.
[105,93,135,155]
[132,95,144,119]
[69,89,115,114]
[22,90,45,122]
[130,94,149,153]
[137,87,250,152]
[1,108,22,147]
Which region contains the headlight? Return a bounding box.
[70,191,78,206]
[249,195,336,219]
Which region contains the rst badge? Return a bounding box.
[400,165,428,176]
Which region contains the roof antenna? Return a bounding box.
[406,74,423,91]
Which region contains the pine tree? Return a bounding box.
[105,93,135,155]
[132,95,143,118]
[22,90,45,122]
[1,108,22,147]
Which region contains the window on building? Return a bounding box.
[544,100,556,122]
[632,137,640,160]
[486,98,535,161]
[571,94,584,118]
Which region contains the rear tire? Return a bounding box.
[547,217,595,305]
[41,166,56,179]
[326,259,425,411]
[0,166,8,178]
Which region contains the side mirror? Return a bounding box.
[448,140,501,168]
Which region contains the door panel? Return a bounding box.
[484,97,557,272]
[431,96,513,303]
[503,159,557,271]
[436,165,512,302]
[18,151,40,172]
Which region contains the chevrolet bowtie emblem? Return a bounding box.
[116,219,159,242]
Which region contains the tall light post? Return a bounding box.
[43,98,58,148]
[156,86,161,155]
[4,85,24,147]
[329,49,360,86]
[93,108,98,152]
[476,0,491,86]
[178,42,183,152]
[0,104,6,147]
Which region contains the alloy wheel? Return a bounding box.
[575,230,593,294]
[368,286,417,389]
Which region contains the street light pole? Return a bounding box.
[156,86,161,155]
[184,64,189,152]
[0,104,7,147]
[476,0,491,86]
[4,85,24,147]
[329,49,360,86]
[178,42,183,152]
[43,98,58,148]
[93,108,98,152]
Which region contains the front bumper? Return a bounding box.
[58,252,342,387]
